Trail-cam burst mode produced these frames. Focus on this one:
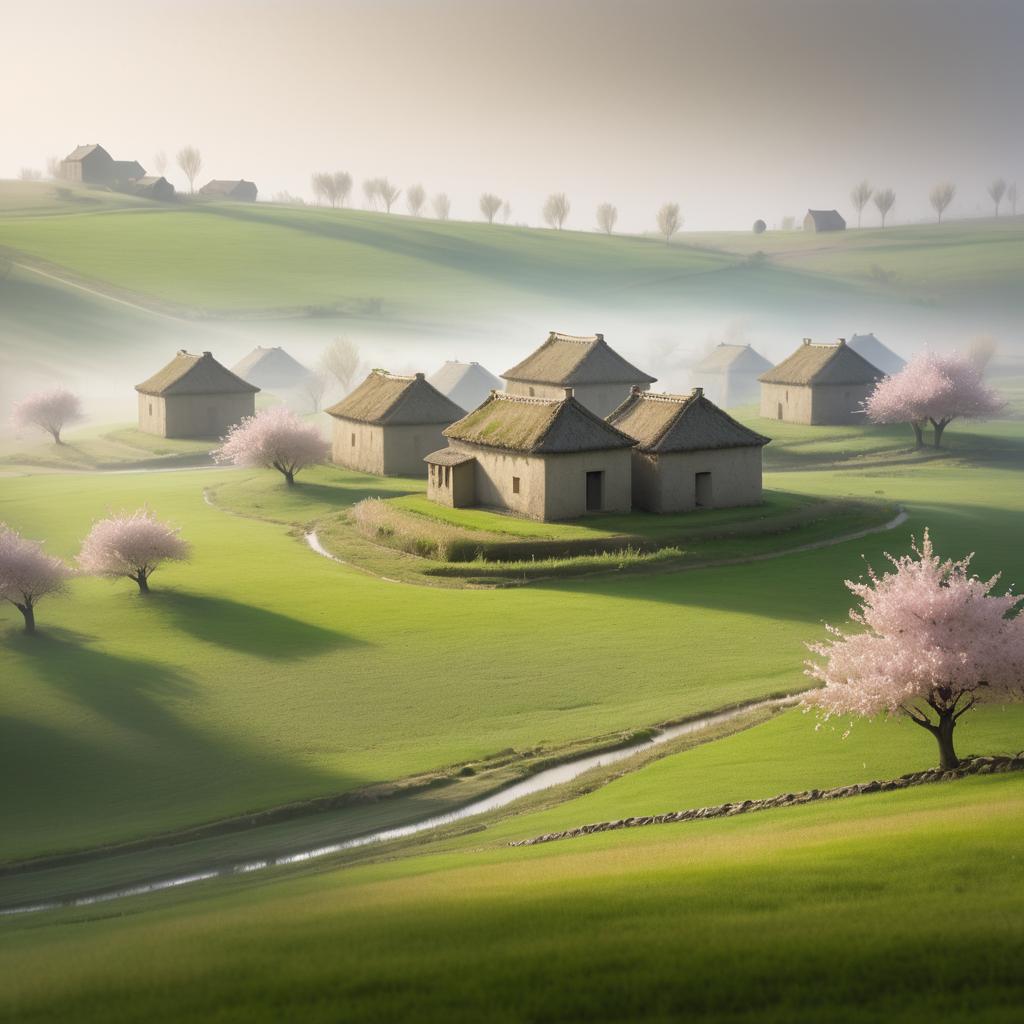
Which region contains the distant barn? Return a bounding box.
[131,176,175,201]
[135,350,258,439]
[428,361,504,412]
[847,333,906,376]
[232,346,312,391]
[502,331,656,419]
[326,370,465,477]
[759,338,882,425]
[199,179,258,202]
[60,144,144,187]
[803,209,846,232]
[690,343,773,408]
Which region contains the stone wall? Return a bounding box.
[137,392,254,439]
[631,446,763,513]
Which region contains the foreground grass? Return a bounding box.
[2,775,1022,1023]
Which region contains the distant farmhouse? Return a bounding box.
[427,390,634,520]
[327,370,464,477]
[502,332,656,419]
[759,339,882,425]
[60,144,145,187]
[199,179,258,202]
[690,343,773,408]
[608,388,770,513]
[130,176,175,201]
[232,346,312,391]
[136,350,258,438]
[804,209,846,232]
[847,333,906,376]
[428,361,504,413]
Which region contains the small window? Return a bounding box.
[512,476,520,494]
[351,433,356,447]
[785,390,789,403]
[148,402,153,416]
[444,466,451,486]
[528,387,535,397]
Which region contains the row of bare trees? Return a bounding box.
[850,177,1018,228]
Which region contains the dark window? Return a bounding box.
[444,466,451,486]
[528,387,535,397]
[512,476,520,494]
[585,471,603,512]
[777,402,783,420]
[695,472,712,508]
[148,402,153,416]
[351,433,356,446]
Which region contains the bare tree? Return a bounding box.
[45,156,63,180]
[362,178,381,210]
[378,179,400,213]
[406,183,426,216]
[18,168,42,181]
[479,193,502,224]
[850,180,873,228]
[311,172,330,206]
[332,171,352,208]
[321,337,361,394]
[656,202,682,244]
[543,192,570,229]
[596,202,618,235]
[929,181,955,223]
[501,200,511,224]
[154,151,168,175]
[873,187,896,228]
[1008,182,1018,216]
[303,370,331,412]
[432,193,451,221]
[987,177,1007,216]
[177,146,202,194]
[781,215,796,231]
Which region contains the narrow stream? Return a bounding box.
[1,696,795,917]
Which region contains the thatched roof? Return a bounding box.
[804,209,846,231]
[759,339,882,386]
[502,332,656,386]
[424,448,477,466]
[847,333,906,376]
[428,361,504,412]
[692,343,773,375]
[445,390,634,454]
[609,389,770,453]
[232,346,311,389]
[136,351,260,397]
[326,370,465,426]
[63,144,109,163]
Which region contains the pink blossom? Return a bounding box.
[0,524,73,634]
[78,509,189,594]
[864,351,1003,447]
[11,388,84,444]
[803,530,1024,769]
[212,405,329,486]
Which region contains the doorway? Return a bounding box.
[777,402,783,420]
[695,472,712,508]
[585,471,603,512]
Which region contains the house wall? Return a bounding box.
[760,381,873,425]
[427,461,475,507]
[632,447,763,513]
[137,392,254,438]
[760,382,813,424]
[505,381,649,419]
[542,449,632,520]
[331,419,450,477]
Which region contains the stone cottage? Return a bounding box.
[326,370,465,477]
[199,179,258,202]
[803,209,846,232]
[690,343,773,408]
[608,388,770,513]
[131,176,175,201]
[232,346,312,391]
[428,360,504,413]
[502,332,656,418]
[759,339,883,425]
[426,389,634,520]
[135,350,259,438]
[60,144,144,186]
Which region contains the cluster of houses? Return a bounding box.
[59,144,257,202]
[134,329,903,523]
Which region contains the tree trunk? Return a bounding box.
[935,713,959,771]
[931,418,949,448]
[49,427,63,445]
[284,468,295,486]
[19,602,35,634]
[135,572,150,594]
[911,421,924,448]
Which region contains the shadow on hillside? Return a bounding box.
[297,479,422,509]
[152,590,365,658]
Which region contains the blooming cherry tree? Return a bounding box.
[865,351,1002,448]
[11,388,83,444]
[213,406,329,486]
[78,509,189,594]
[803,531,1024,770]
[0,525,73,634]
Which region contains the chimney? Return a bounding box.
[177,348,187,355]
[595,332,604,341]
[802,337,812,346]
[414,372,425,380]
[630,384,643,396]
[563,387,574,400]
[202,350,211,357]
[837,337,846,345]
[692,386,704,398]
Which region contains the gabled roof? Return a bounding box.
[135,350,260,397]
[64,144,110,163]
[200,179,257,196]
[232,346,311,389]
[692,343,774,375]
[444,390,635,454]
[805,209,846,231]
[609,389,770,453]
[847,333,906,376]
[428,361,504,412]
[759,339,883,386]
[112,160,145,178]
[133,176,168,187]
[326,370,465,425]
[502,332,656,386]
[424,448,477,466]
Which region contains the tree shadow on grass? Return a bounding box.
[295,479,421,510]
[151,590,366,659]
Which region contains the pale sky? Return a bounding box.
[4,0,1024,230]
